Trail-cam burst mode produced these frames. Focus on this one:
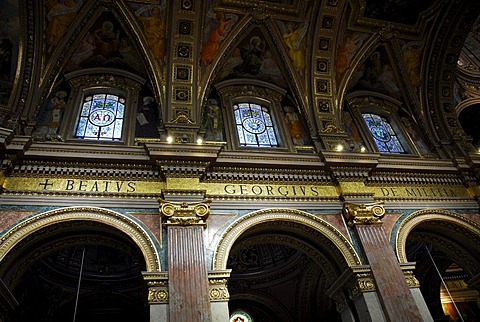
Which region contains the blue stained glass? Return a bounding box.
[267,127,277,144]
[241,108,251,118]
[263,113,273,126]
[117,103,125,117]
[93,99,104,110]
[234,109,242,124]
[75,93,125,141]
[245,132,257,145]
[257,132,269,144]
[84,122,99,138]
[234,102,279,147]
[113,119,123,138]
[237,125,246,144]
[81,102,91,116]
[104,98,117,110]
[363,113,405,153]
[76,117,88,136]
[100,124,113,138]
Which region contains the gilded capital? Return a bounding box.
[342,201,385,226]
[159,199,211,226]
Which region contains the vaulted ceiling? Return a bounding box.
[0,0,479,155]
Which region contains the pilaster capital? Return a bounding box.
[327,265,376,306]
[208,270,231,302]
[342,201,385,226]
[158,199,211,226]
[400,263,420,288]
[143,271,169,304]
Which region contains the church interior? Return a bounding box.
[0,0,480,321]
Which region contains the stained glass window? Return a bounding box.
[230,310,253,322]
[362,113,405,153]
[75,94,125,140]
[234,103,278,147]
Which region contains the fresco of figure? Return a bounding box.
[135,96,160,138]
[136,5,166,61]
[403,42,422,91]
[34,90,68,140]
[204,98,224,141]
[335,32,366,74]
[284,105,308,145]
[45,0,83,51]
[237,36,264,75]
[282,22,308,73]
[201,12,234,65]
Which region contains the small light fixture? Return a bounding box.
[360,146,366,152]
[166,136,173,143]
[196,137,203,144]
[336,144,344,152]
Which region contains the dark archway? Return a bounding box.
[1,220,149,322]
[226,221,345,322]
[406,221,480,322]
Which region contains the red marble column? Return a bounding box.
[167,225,211,321]
[356,224,422,321]
[159,199,212,321]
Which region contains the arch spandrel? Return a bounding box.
[0,206,161,272]
[395,209,480,264]
[212,208,361,271]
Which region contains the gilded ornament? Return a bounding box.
[148,289,169,303]
[159,199,211,226]
[342,201,385,226]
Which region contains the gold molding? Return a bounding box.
[395,209,480,263]
[208,270,231,302]
[158,199,211,226]
[143,271,169,304]
[213,208,361,270]
[342,201,385,226]
[0,207,161,271]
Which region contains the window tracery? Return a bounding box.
[234,102,278,147]
[75,94,125,140]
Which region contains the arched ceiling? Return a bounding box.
[0,0,479,154]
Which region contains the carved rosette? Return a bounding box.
[208,270,231,302]
[159,199,211,226]
[143,272,169,304]
[346,272,376,299]
[342,201,385,226]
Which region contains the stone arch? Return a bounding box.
[395,208,480,264]
[0,206,161,272]
[212,208,361,271]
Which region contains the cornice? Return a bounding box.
[0,128,14,149]
[216,150,324,168]
[145,142,223,161]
